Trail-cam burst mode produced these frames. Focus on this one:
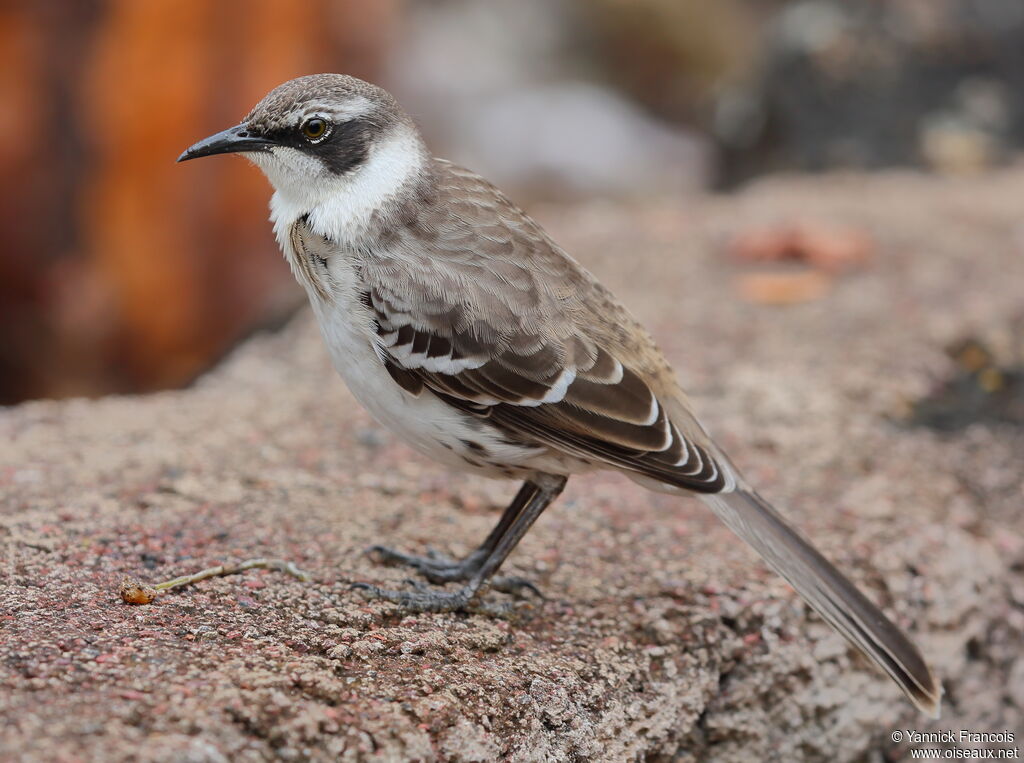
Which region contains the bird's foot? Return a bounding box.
[350,574,542,615]
[367,544,543,597]
[366,544,484,584]
[350,580,507,615]
[362,544,545,611]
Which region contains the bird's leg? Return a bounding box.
[367,480,536,583]
[354,475,566,613]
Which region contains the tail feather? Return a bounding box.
[701,488,941,717]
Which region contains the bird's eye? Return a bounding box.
[301,117,328,141]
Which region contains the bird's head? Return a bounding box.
[178,74,426,210]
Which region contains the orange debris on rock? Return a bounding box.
[728,222,875,305]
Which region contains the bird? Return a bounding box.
[178,74,940,716]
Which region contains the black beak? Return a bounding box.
[176,124,276,163]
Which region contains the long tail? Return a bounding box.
[701,488,941,717]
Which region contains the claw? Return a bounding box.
[490,576,544,599]
[365,545,427,566]
[365,545,388,559]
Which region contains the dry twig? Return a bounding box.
[119,558,310,605]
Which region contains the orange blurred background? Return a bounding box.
[2,0,1022,404]
[0,0,398,402]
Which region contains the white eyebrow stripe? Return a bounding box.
[320,95,373,122]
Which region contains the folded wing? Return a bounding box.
[367,283,730,493]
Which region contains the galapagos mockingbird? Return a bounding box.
[178,74,940,715]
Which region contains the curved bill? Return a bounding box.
[177,124,275,162]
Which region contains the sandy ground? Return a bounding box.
[2,169,1023,761]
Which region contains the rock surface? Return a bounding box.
[3,170,1023,761]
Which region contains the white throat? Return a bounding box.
[258,124,427,249]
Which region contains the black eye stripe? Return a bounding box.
[313,118,372,174]
[256,116,375,174]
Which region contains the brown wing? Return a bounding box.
[360,161,732,493]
